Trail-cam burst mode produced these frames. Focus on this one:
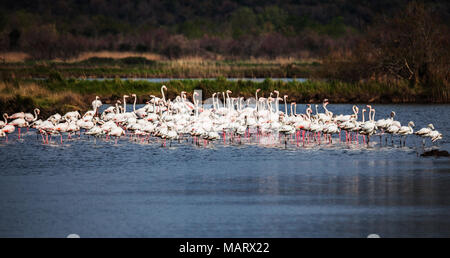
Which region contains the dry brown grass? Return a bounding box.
[0,82,49,97]
[0,51,320,64]
[165,56,320,65]
[246,57,321,65]
[65,51,165,62]
[0,52,30,62]
[0,81,87,115]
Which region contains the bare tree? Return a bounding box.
[367,2,449,88]
[22,24,60,60]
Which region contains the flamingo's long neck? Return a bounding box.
[161,88,166,104]
[284,98,287,115]
[133,96,137,112]
[324,103,329,115]
[362,110,366,123]
[123,97,127,113]
[195,97,199,117]
[275,99,279,113]
[255,91,259,112]
[269,100,273,116]
[222,92,226,108]
[275,93,279,113]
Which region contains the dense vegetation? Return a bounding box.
[1,0,448,59]
[0,1,448,115]
[0,57,319,79]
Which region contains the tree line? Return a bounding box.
[0,0,448,60]
[321,2,449,101]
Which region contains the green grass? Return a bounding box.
[37,77,430,104]
[1,75,447,117]
[0,58,318,79]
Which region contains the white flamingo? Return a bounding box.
[92,96,102,116]
[397,121,415,146]
[426,130,443,143]
[1,123,15,142]
[9,115,29,139]
[415,124,435,147]
[24,108,40,123]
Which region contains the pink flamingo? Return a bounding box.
[1,121,15,142]
[8,115,28,139]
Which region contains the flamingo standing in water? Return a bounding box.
[92,96,102,116]
[0,114,15,142]
[8,114,28,139]
[415,124,435,147]
[109,126,125,144]
[24,108,40,123]
[23,108,40,132]
[398,121,415,146]
[426,130,443,143]
[376,111,396,144]
[360,105,377,144]
[54,121,69,144]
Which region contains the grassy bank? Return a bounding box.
[1,78,446,117]
[0,57,319,79]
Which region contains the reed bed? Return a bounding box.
[0,81,87,117]
[0,55,318,79]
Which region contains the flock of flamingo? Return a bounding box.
[0,86,444,148]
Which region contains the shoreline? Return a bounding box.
[1,79,448,117]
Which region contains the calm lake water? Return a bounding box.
[0,104,449,237]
